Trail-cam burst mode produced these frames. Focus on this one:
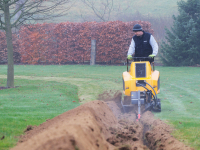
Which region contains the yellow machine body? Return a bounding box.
[123,61,160,96]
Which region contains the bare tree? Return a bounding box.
[81,0,114,21]
[81,0,112,21]
[80,0,130,22]
[15,0,25,22]
[0,0,73,88]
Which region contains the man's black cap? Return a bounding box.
[133,24,142,31]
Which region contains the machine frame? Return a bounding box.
[122,57,161,120]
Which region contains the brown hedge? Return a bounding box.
[0,21,153,64]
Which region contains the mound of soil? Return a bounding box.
[12,93,194,150]
[12,101,117,150]
[105,93,194,150]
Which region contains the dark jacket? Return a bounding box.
[133,31,153,57]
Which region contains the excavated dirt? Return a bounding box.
[11,91,195,150]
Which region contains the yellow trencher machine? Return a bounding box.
[122,57,161,120]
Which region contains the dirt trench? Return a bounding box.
[11,91,194,150]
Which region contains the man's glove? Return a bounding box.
[127,55,133,60]
[148,54,155,58]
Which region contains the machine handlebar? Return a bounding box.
[126,57,155,72]
[132,57,154,62]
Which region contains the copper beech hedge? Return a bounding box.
[0,21,153,64]
[0,32,20,63]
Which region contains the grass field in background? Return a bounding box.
[0,65,200,149]
[49,0,180,23]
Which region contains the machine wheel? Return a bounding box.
[145,103,152,111]
[152,99,161,112]
[157,101,161,112]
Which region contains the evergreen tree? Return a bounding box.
[160,0,200,66]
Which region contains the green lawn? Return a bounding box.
[155,67,200,148]
[0,65,199,149]
[0,73,80,149]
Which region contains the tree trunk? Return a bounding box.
[5,3,14,88]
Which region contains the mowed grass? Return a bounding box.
[0,77,80,149]
[0,65,199,149]
[155,67,200,149]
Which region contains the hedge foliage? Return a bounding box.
[0,21,153,64]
